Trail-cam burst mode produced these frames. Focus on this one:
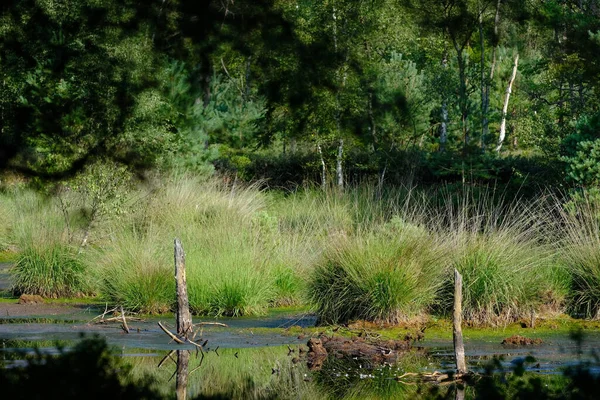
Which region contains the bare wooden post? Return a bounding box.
[174,238,192,338]
[453,269,467,374]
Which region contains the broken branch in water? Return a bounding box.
[120,305,129,334]
[89,303,118,322]
[157,321,206,351]
[158,321,185,344]
[193,322,228,328]
[395,371,471,385]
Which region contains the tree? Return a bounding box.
[0,0,174,177]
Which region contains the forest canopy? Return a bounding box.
[1,0,600,194]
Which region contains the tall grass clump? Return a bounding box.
[8,190,91,297]
[0,194,13,253]
[184,219,274,317]
[308,224,445,325]
[95,175,285,316]
[93,227,172,313]
[558,193,600,318]
[434,187,566,325]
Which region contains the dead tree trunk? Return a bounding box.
[453,269,467,374]
[497,53,519,152]
[174,238,192,338]
[482,0,502,150]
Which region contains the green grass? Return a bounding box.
[425,188,567,325]
[0,173,591,326]
[309,228,445,324]
[94,176,282,316]
[11,243,90,298]
[93,226,173,314]
[558,194,600,318]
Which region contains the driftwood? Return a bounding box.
[90,304,119,322]
[89,303,143,326]
[193,322,228,328]
[158,321,185,344]
[396,371,472,386]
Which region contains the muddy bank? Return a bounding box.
[306,335,412,370]
[0,302,98,318]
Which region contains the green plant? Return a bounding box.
[12,243,89,298]
[94,227,172,314]
[432,188,564,324]
[309,231,444,324]
[559,194,600,318]
[7,189,92,297]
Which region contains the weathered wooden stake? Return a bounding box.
[453,269,467,374]
[174,238,192,338]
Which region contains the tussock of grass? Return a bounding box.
[558,194,600,318]
[434,189,566,324]
[12,244,89,298]
[309,228,445,325]
[94,227,172,313]
[8,190,92,297]
[443,234,556,324]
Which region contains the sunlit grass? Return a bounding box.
[558,193,600,318]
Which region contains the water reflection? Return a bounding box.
[132,345,436,399]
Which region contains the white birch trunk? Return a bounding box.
[317,144,327,190]
[440,56,449,151]
[336,139,344,190]
[496,53,519,152]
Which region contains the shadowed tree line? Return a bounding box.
[1,0,600,197]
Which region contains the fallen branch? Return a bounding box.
[120,305,130,334]
[193,322,228,328]
[158,321,185,344]
[395,371,472,385]
[158,321,206,351]
[94,316,144,324]
[89,304,119,323]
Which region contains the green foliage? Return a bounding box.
[564,139,600,188]
[559,194,600,318]
[94,227,172,314]
[0,0,175,175]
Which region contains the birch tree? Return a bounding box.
[497,52,519,151]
